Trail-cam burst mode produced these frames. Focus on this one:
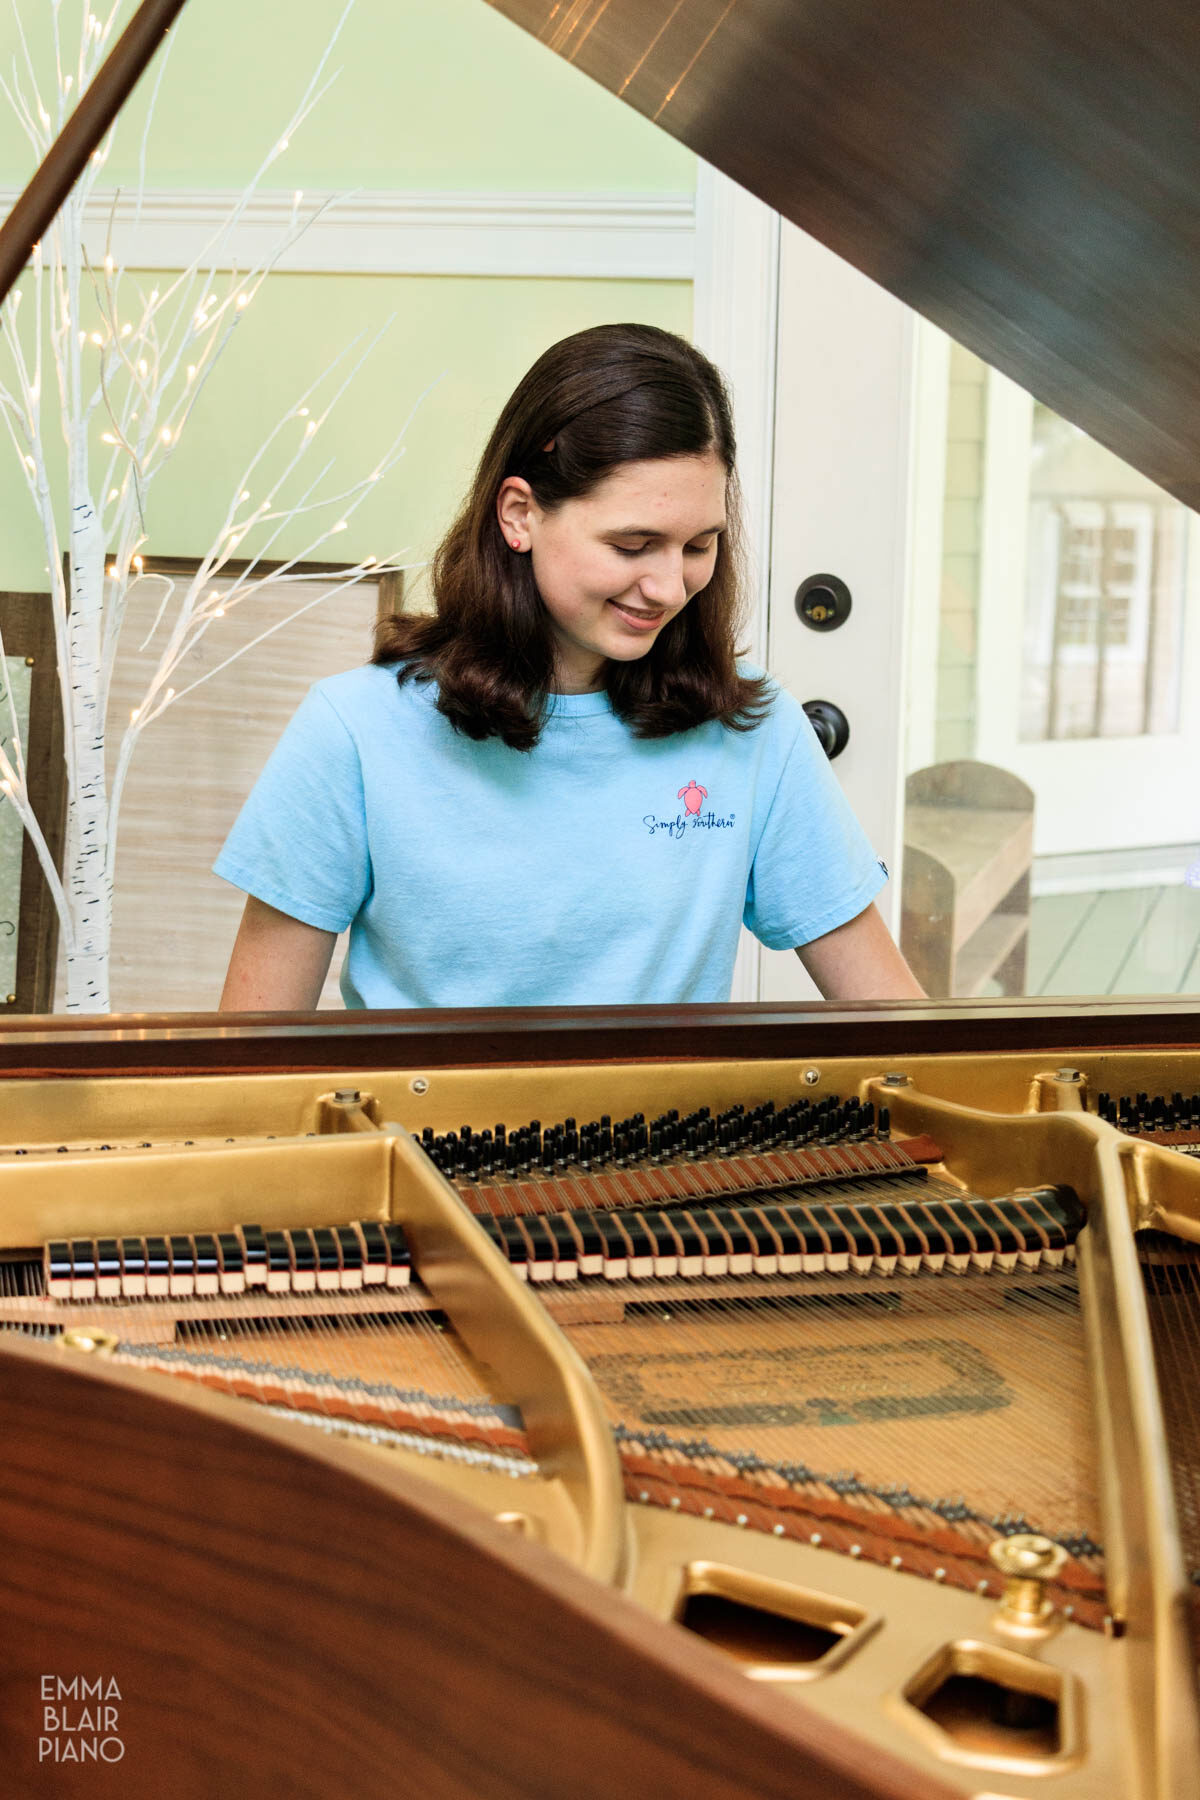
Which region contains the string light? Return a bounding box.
[185,364,196,383]
[120,323,131,338]
[89,331,104,346]
[160,427,172,444]
[100,432,116,445]
[104,254,114,276]
[137,359,148,377]
[133,556,144,572]
[304,420,317,436]
[130,706,140,722]
[294,189,304,206]
[331,520,347,533]
[235,292,250,310]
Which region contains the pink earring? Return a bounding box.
[511,538,521,550]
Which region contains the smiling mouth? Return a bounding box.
[609,600,666,624]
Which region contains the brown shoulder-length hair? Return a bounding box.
[373,322,769,750]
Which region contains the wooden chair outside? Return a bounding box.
[901,761,1034,999]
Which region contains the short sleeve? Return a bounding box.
[743,709,887,950]
[213,687,371,933]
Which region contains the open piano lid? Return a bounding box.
[482,0,1200,509]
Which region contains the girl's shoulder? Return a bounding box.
[308,661,431,733]
[732,661,804,735]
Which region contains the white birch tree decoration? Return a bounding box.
[0,0,416,1010]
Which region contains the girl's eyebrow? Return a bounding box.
[607,522,726,538]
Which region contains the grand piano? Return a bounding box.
[1,5,1199,1797]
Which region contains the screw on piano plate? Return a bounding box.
[802,1068,821,1086]
[60,1327,117,1356]
[988,1533,1067,1632]
[410,1077,429,1095]
[1055,1068,1082,1082]
[882,1072,909,1087]
[333,1088,361,1104]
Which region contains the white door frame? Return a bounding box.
[691,162,780,1000]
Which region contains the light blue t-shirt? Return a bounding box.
[214,663,885,1007]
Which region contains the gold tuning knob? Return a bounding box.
[988,1533,1068,1627]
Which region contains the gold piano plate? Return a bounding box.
[0,1022,1197,1797]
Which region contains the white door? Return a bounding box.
[755,224,930,1001]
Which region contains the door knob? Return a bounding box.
[803,699,850,760]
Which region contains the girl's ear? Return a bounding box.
[496,477,535,551]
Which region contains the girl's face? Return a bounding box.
[497,449,727,692]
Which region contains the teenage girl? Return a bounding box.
[217,323,923,1009]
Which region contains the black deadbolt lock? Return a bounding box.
[795,572,852,632]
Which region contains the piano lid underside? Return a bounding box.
[483,0,1200,510]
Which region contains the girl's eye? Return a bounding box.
[686,541,717,556]
[613,544,648,557]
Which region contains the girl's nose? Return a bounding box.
[639,561,686,608]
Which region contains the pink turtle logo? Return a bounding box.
[677,779,708,817]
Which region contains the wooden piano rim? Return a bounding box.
[0,1329,958,1800]
[0,997,1194,1076]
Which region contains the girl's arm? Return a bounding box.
[796,902,926,1001]
[219,896,337,1012]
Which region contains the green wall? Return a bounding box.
[0,0,695,593]
[0,0,694,191]
[2,273,691,592]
